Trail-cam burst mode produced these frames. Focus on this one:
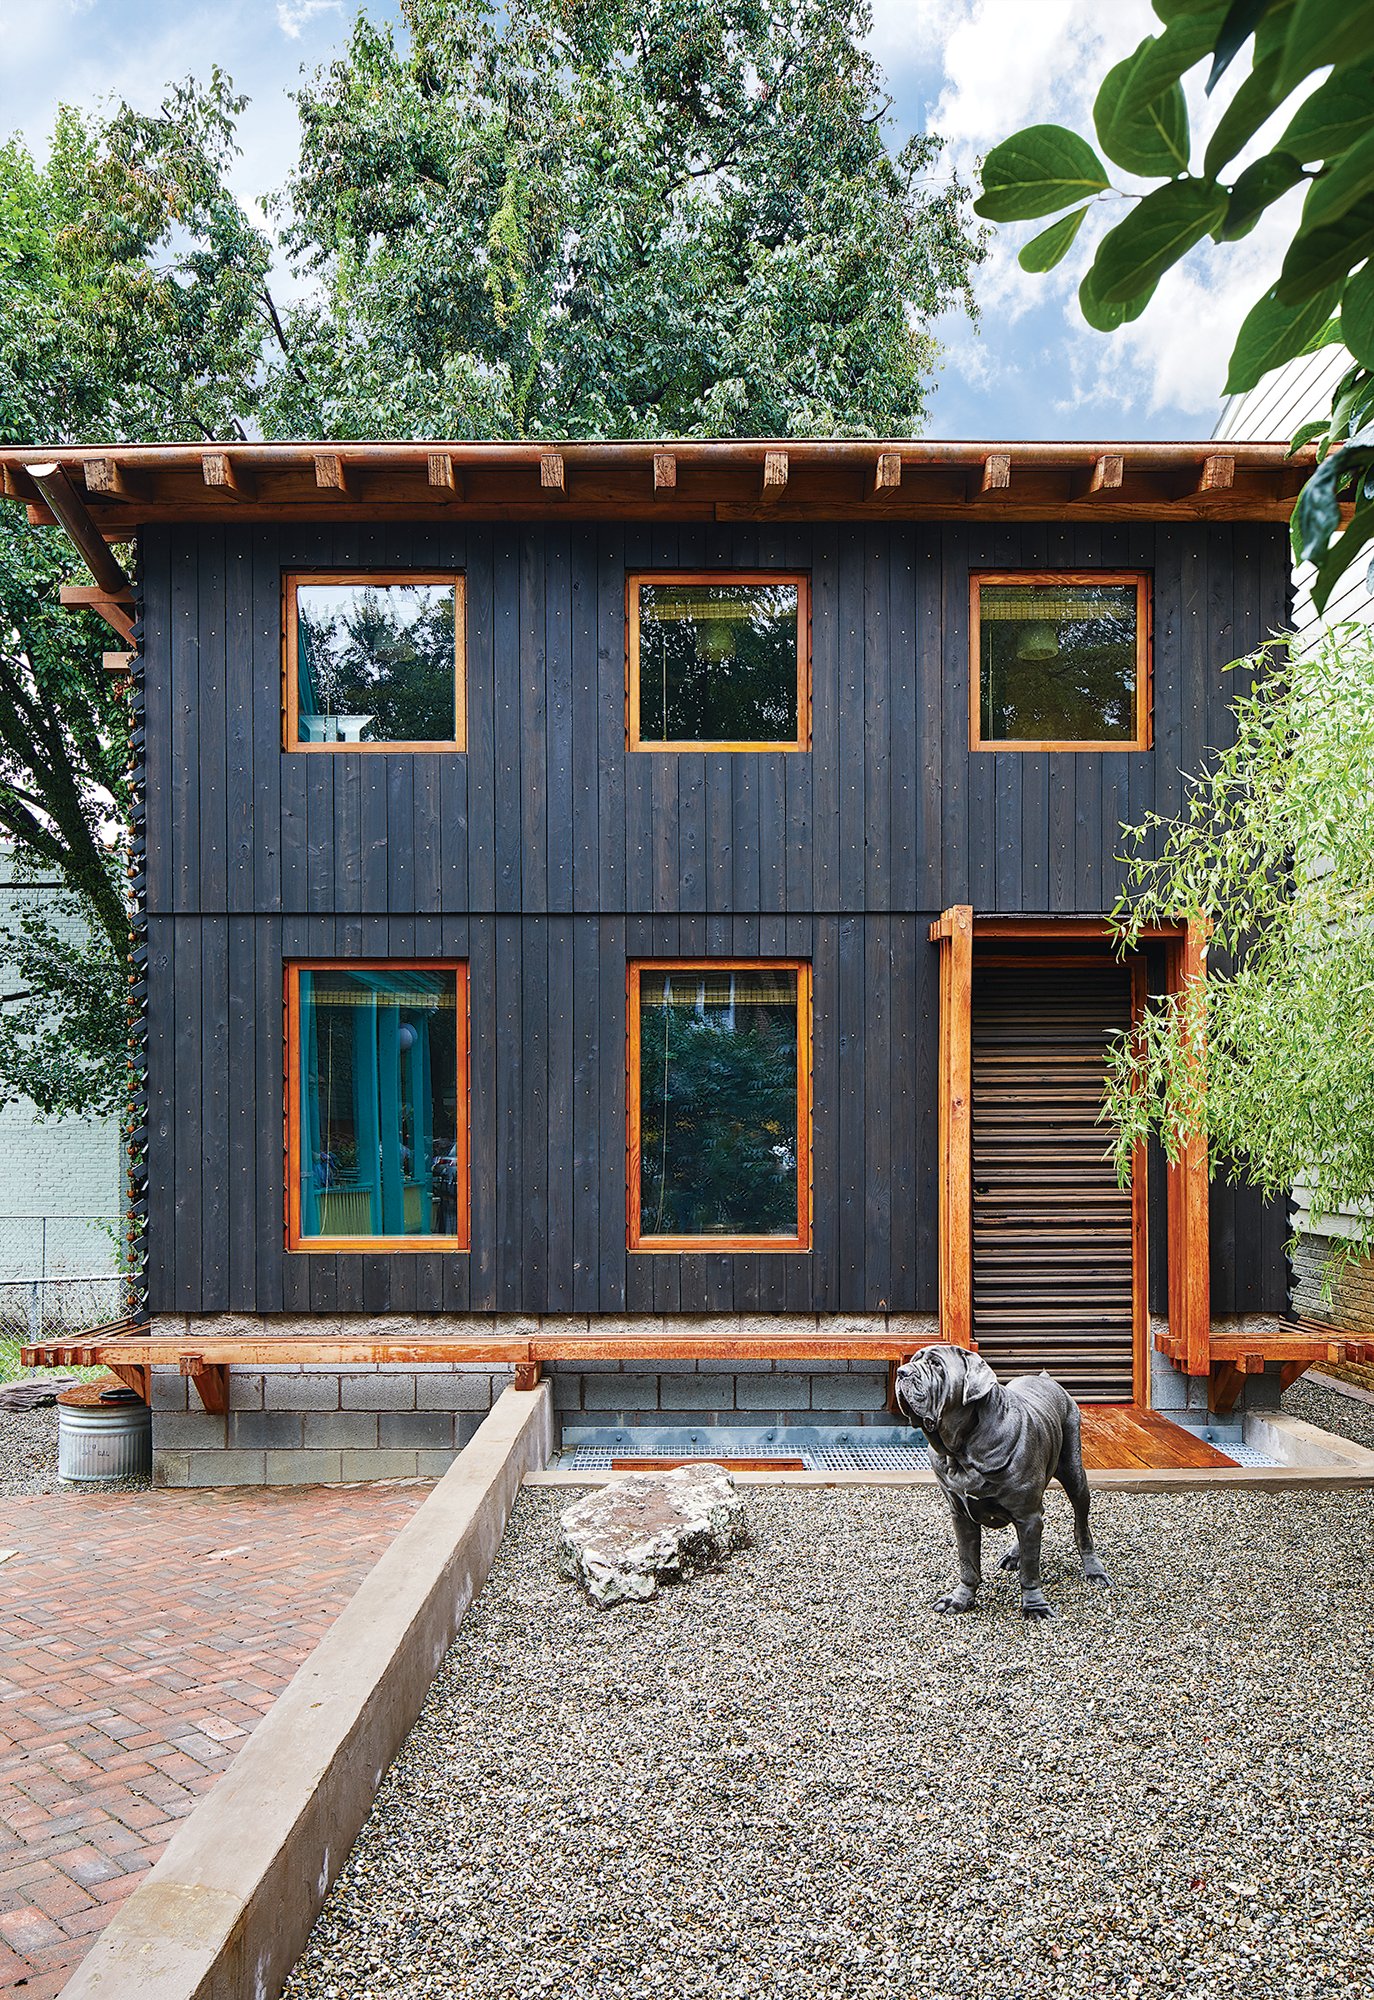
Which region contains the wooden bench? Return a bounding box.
[21,1324,946,1413]
[1155,1314,1374,1413]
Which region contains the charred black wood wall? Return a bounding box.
[142,518,1291,1317]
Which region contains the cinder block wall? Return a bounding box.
[548,1358,894,1432]
[151,1364,513,1487]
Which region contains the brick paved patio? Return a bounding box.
[0,1479,432,1997]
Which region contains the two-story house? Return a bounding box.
[6,438,1354,1485]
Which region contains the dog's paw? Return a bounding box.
[1084,1560,1111,1589]
[932,1591,976,1615]
[1020,1598,1055,1621]
[999,1549,1021,1573]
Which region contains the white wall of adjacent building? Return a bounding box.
[0,844,122,1286]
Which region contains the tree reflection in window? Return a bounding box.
[637,966,802,1241]
[636,580,802,744]
[978,580,1141,742]
[295,580,459,744]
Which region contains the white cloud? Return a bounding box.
[276,0,340,38]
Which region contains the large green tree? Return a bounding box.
[0,0,985,1119]
[269,0,984,440]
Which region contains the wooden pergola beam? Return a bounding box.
[202,452,255,500]
[653,452,677,492]
[83,457,148,502]
[540,451,566,493]
[1198,452,1235,493]
[979,453,1011,495]
[27,463,135,633]
[875,451,902,491]
[763,449,789,493]
[313,452,347,494]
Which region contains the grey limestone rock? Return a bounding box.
[558,1463,750,1606]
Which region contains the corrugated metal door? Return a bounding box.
[971,966,1135,1401]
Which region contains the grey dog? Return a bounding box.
[893,1345,1110,1619]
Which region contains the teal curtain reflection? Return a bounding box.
[297,969,459,1240]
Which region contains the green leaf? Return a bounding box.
[1224,280,1343,391]
[1089,180,1228,306]
[1287,416,1331,454]
[1294,445,1358,562]
[1277,0,1374,96]
[1017,204,1091,272]
[1078,259,1152,332]
[1204,51,1285,177]
[1277,65,1374,164]
[1301,126,1374,235]
[1218,153,1305,240]
[1310,495,1374,612]
[1341,261,1374,368]
[1207,0,1283,92]
[1275,193,1374,305]
[974,125,1112,221]
[1095,21,1219,175]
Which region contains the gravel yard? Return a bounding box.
[1286,1374,1374,1452]
[286,1479,1374,2000]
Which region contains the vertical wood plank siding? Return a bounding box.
[143,520,1290,1316]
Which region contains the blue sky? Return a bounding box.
[0,0,1300,442]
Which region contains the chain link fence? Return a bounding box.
[0,1216,137,1379]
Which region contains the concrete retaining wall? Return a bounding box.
[66,1381,553,2000]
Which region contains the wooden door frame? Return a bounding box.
[931,912,1209,1405]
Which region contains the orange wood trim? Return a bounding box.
[973,916,1187,939]
[626,572,811,752]
[935,906,973,1348]
[285,959,470,1254]
[1163,922,1211,1375]
[627,958,812,1252]
[283,571,467,752]
[1130,956,1151,1410]
[106,1362,150,1402]
[969,570,1152,752]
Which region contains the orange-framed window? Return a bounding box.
[628,960,812,1252]
[286,962,470,1253]
[970,571,1152,751]
[284,572,467,751]
[627,573,811,751]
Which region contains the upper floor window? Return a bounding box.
[970,571,1151,750]
[628,573,810,751]
[287,962,469,1252]
[285,573,466,750]
[628,960,811,1251]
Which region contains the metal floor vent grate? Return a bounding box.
[565,1441,931,1472]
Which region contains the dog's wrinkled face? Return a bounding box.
[894,1346,1000,1444]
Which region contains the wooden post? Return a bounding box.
[930,905,973,1349]
[1165,919,1211,1377]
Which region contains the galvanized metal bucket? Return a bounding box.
[57,1382,151,1483]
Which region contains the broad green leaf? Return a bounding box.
[974,125,1112,221]
[1203,51,1285,176]
[1300,125,1374,233]
[1090,180,1228,305]
[1277,65,1374,164]
[1206,0,1283,92]
[1224,280,1342,392]
[1311,495,1374,612]
[1275,193,1374,305]
[1277,0,1374,96]
[1151,0,1230,24]
[1218,153,1305,240]
[1018,204,1090,272]
[1287,416,1332,454]
[1095,22,1218,175]
[1294,445,1351,561]
[1341,260,1374,368]
[1079,259,1152,332]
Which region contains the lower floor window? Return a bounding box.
[288,963,468,1250]
[629,960,811,1251]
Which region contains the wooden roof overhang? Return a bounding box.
[0,438,1311,532]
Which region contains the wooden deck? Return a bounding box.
[1080,1406,1234,1471]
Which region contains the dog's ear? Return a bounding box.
[958,1351,1000,1404]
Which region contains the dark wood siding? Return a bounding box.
[143,519,1291,1317]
